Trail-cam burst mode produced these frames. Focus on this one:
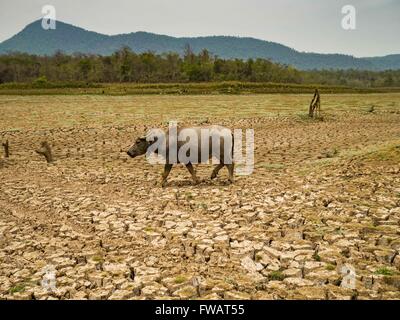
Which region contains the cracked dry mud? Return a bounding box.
[1,94,400,300]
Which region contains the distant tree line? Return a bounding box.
[0,46,399,87]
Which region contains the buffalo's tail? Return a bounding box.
[231,131,235,164]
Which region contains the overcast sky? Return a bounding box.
[0,0,399,57]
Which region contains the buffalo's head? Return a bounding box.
[127,136,149,158]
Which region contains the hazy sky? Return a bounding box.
[0,0,399,57]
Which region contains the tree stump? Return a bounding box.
[2,140,9,158]
[36,141,53,163]
[309,89,321,118]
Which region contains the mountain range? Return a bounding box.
[0,19,399,71]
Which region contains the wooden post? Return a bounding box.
[309,89,321,118]
[35,141,53,163]
[2,140,9,158]
[309,90,317,117]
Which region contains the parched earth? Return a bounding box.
[0,94,400,300]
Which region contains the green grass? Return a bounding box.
[296,113,325,122]
[1,94,399,132]
[268,271,285,281]
[185,192,194,200]
[91,255,104,263]
[361,146,399,161]
[326,264,336,271]
[1,81,399,96]
[375,267,395,276]
[312,253,321,262]
[199,203,208,210]
[174,275,188,284]
[299,141,400,176]
[9,283,26,294]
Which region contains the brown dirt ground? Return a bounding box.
[1,94,400,300]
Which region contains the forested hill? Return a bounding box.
[1,19,400,71]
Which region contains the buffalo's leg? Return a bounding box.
[226,164,234,183]
[161,164,173,187]
[211,164,224,179]
[185,163,200,184]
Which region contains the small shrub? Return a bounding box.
[33,76,49,88]
[91,255,104,263]
[199,203,207,210]
[9,283,26,294]
[375,267,394,276]
[312,252,321,262]
[185,193,193,200]
[268,271,285,281]
[174,275,187,284]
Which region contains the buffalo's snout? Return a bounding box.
[127,150,135,158]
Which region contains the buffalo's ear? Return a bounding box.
[145,135,158,144]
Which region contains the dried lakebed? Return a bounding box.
[0,94,400,300]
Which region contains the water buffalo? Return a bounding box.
[127,125,234,186]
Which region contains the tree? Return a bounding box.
[78,59,91,81]
[183,43,195,64]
